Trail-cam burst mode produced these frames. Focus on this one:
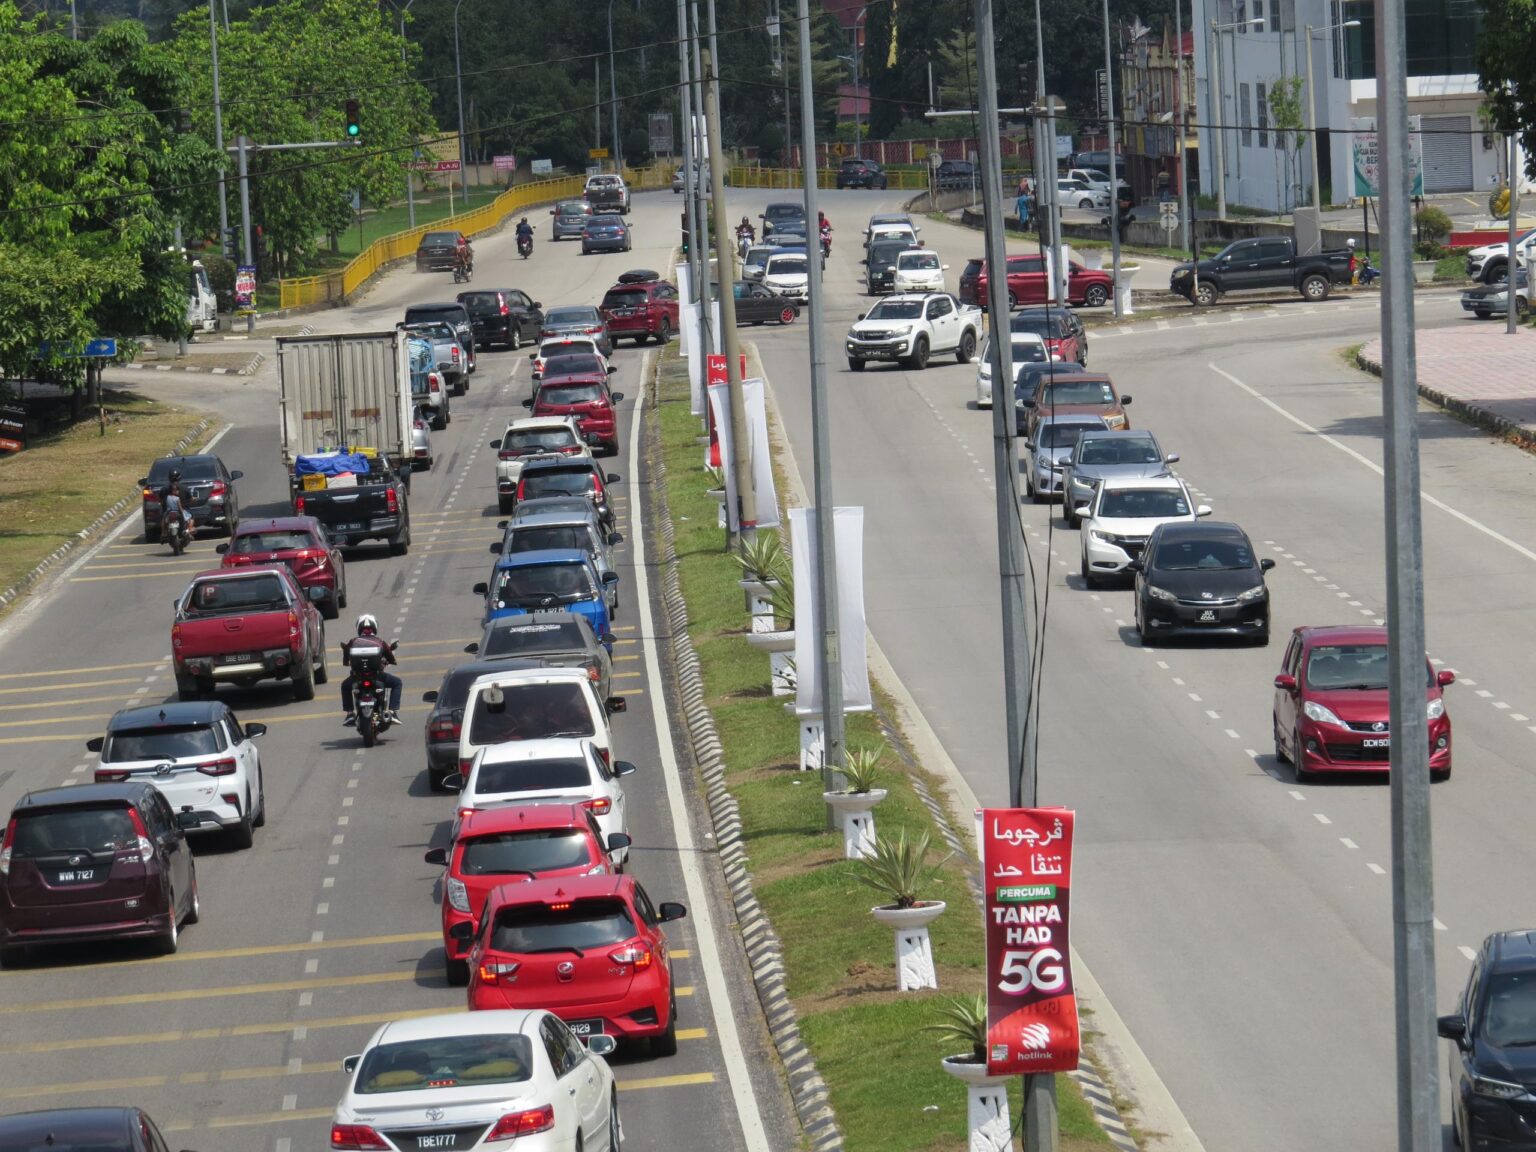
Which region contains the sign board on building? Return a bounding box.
[1055,134,1073,159]
[234,264,257,311]
[1351,117,1423,198]
[531,159,553,175]
[407,159,461,172]
[1096,68,1109,119]
[37,338,118,359]
[648,112,674,155]
[492,154,517,171]
[0,402,25,454]
[423,135,460,165]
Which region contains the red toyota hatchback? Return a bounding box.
[425,803,629,986]
[217,516,347,621]
[524,379,624,457]
[457,873,685,1054]
[1272,625,1455,782]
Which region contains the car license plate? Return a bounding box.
[1363,738,1390,748]
[53,868,96,883]
[335,522,362,532]
[1197,610,1217,623]
[221,652,254,664]
[567,1018,606,1037]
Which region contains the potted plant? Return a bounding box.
[739,533,796,692]
[927,993,989,1070]
[822,744,889,857]
[928,995,1015,1144]
[854,828,949,991]
[1413,205,1452,284]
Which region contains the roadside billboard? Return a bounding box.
[1351,117,1424,197]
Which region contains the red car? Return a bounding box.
[959,253,1114,309]
[424,803,629,985]
[457,873,686,1054]
[216,516,347,621]
[1272,625,1455,782]
[171,565,328,701]
[600,271,680,346]
[524,378,624,457]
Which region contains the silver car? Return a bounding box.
[410,404,433,471]
[742,244,774,282]
[1060,429,1178,528]
[550,199,592,241]
[1024,415,1109,504]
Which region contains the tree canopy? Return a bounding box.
[1476,0,1536,183]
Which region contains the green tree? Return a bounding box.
[1476,0,1536,186]
[1268,75,1306,211]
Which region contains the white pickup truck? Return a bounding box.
[844,292,981,372]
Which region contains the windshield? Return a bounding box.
[490,899,635,953]
[147,458,218,483]
[766,205,803,221]
[104,724,222,762]
[481,620,588,659]
[1012,315,1069,339]
[504,428,580,454]
[866,300,922,320]
[545,308,599,326]
[1098,489,1191,519]
[490,563,594,605]
[1303,644,1435,690]
[231,530,316,554]
[475,756,591,796]
[521,472,597,500]
[899,252,940,270]
[602,290,647,309]
[1041,380,1116,406]
[1038,423,1102,449]
[538,384,604,407]
[10,807,138,857]
[541,354,604,377]
[1077,437,1161,466]
[869,243,909,267]
[1152,537,1255,571]
[508,527,593,555]
[556,201,588,216]
[184,574,287,616]
[354,1035,534,1095]
[768,257,808,276]
[460,829,595,876]
[745,249,770,268]
[422,232,457,245]
[1482,971,1536,1047]
[468,682,594,744]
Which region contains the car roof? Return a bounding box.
[485,872,632,909]
[1037,414,1108,427]
[1153,521,1249,544]
[508,512,600,531]
[484,609,586,631]
[1099,475,1187,492]
[231,516,319,535]
[1013,304,1079,317]
[493,548,591,569]
[405,301,467,314]
[466,667,590,692]
[519,457,599,475]
[15,781,152,812]
[373,1009,544,1046]
[506,416,579,431]
[438,659,541,695]
[189,564,290,582]
[512,497,600,517]
[1483,931,1536,969]
[458,802,595,838]
[475,737,593,766]
[882,292,948,303]
[107,701,226,730]
[1075,428,1156,441]
[1041,372,1114,387]
[0,1109,143,1144]
[1294,625,1389,646]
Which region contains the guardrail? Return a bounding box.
[727,166,933,191]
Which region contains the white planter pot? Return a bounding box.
[708,487,727,528]
[822,788,887,858]
[1413,260,1437,285]
[871,900,946,991]
[941,1058,1016,1152]
[744,629,795,695]
[738,578,783,634]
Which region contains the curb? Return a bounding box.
[1354,348,1536,456]
[0,416,216,611]
[644,419,846,1151]
[117,351,266,377]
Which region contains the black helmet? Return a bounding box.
[168,469,181,483]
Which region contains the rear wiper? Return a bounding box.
[520,946,586,957]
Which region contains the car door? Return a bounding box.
[146,791,190,903]
[1255,238,1294,285]
[552,1015,608,1136]
[1007,255,1046,305]
[1219,239,1264,289]
[926,296,956,351]
[224,710,260,806]
[1273,633,1303,745]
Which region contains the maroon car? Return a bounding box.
[216,516,347,620]
[524,378,624,457]
[600,271,680,346]
[959,253,1113,309]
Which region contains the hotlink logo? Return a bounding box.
[1019,1022,1053,1051]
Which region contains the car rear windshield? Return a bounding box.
[1012,315,1071,339]
[541,354,604,377]
[507,527,593,555]
[408,321,456,340]
[475,756,591,795]
[1038,423,1102,449]
[468,683,594,744]
[457,292,502,314]
[539,340,597,358]
[481,620,588,659]
[545,307,599,325]
[602,289,648,309]
[1077,437,1161,465]
[1153,538,1254,571]
[556,201,589,215]
[521,472,596,500]
[490,563,594,607]
[504,427,580,453]
[1304,644,1434,690]
[1099,489,1190,519]
[1041,380,1116,407]
[147,457,218,482]
[490,898,635,953]
[10,806,139,857]
[354,1035,534,1094]
[405,305,462,323]
[184,574,287,615]
[230,530,316,554]
[104,724,223,762]
[421,232,458,246]
[461,829,595,876]
[538,384,604,407]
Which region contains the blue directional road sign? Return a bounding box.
[35,338,118,359]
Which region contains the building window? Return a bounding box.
[1342,0,1482,80]
[1251,0,1265,32]
[1240,82,1252,146]
[1257,81,1268,148]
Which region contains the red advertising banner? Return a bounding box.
[703,354,747,470]
[980,807,1079,1076]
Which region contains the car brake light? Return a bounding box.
[94,770,132,783]
[477,960,521,984]
[172,622,183,650]
[581,797,612,816]
[209,481,226,497]
[294,495,306,515]
[331,1124,390,1151]
[0,819,14,876]
[595,746,611,768]
[458,807,473,821]
[288,611,300,641]
[447,876,470,912]
[499,302,510,315]
[451,346,460,362]
[609,944,653,968]
[127,807,155,863]
[584,326,603,335]
[486,1106,554,1141]
[459,757,474,776]
[142,488,160,502]
[385,487,399,515]
[586,663,601,683]
[429,719,459,740]
[498,449,520,461]
[197,757,238,777]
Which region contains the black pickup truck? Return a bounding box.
[1170,236,1354,305]
[294,457,412,555]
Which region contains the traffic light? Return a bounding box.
[344,100,360,140]
[222,227,239,259]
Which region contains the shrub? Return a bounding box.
[1414,205,1453,260]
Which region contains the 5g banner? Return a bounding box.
[980,807,1080,1076]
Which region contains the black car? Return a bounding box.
[419,658,538,790]
[1130,521,1275,645]
[469,611,615,701]
[0,1109,194,1152]
[863,239,912,296]
[1441,930,1536,1150]
[403,302,477,375]
[837,158,889,189]
[537,305,613,358]
[139,454,242,540]
[761,200,807,238]
[414,229,471,273]
[456,289,543,350]
[936,160,976,191]
[717,280,800,325]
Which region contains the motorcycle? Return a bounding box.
[819,227,832,258]
[736,231,753,260]
[161,508,192,556]
[452,253,473,283]
[347,641,398,747]
[517,234,533,260]
[1355,256,1381,286]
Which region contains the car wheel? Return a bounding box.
[0,945,28,968]
[321,594,339,621]
[1079,197,1095,210]
[390,518,411,556]
[445,957,470,987]
[185,868,201,923]
[1300,274,1330,301]
[431,410,447,431]
[904,336,930,371]
[157,905,180,955]
[1007,290,1018,309]
[230,794,255,848]
[175,672,200,701]
[509,323,522,349]
[314,639,329,685]
[1293,728,1315,783]
[1134,599,1150,646]
[848,357,865,372]
[607,1093,621,1151]
[652,993,679,1057]
[1080,556,1098,588]
[291,654,316,703]
[955,328,976,364]
[252,778,267,828]
[1192,281,1219,306]
[1273,717,1291,764]
[779,306,796,325]
[1518,296,1531,318]
[1473,310,1491,320]
[338,583,348,611]
[1083,283,1109,308]
[879,177,888,189]
[1488,263,1508,285]
[498,495,513,514]
[582,246,591,255]
[656,317,672,344]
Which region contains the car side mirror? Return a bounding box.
[490,439,502,449]
[528,353,538,360]
[245,722,267,738]
[1165,453,1181,464]
[1061,455,1074,466]
[1120,395,1132,404]
[1074,504,1091,517]
[606,696,627,714]
[1438,670,1457,688]
[448,921,475,942]
[497,520,509,529]
[1126,559,1143,572]
[607,832,632,852]
[1019,397,1036,409]
[424,846,448,866]
[343,1055,362,1074]
[137,477,149,488]
[423,689,441,703]
[658,901,688,923]
[1274,673,1298,691]
[608,532,623,545]
[601,632,617,646]
[1195,504,1213,517]
[490,541,503,554]
[606,473,620,483]
[942,264,950,271]
[856,312,866,320]
[614,760,636,777]
[442,773,464,792]
[1437,1013,1468,1046]
[473,582,489,595]
[601,571,620,584]
[611,392,624,403]
[586,1034,618,1056]
[970,356,981,364]
[606,365,617,374]
[229,470,244,481]
[1260,558,1277,572]
[214,543,229,554]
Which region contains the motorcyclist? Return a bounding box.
[340,613,402,726]
[736,216,755,244]
[160,469,191,546]
[817,211,832,256]
[515,217,534,252]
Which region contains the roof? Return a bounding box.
[404,301,468,314]
[519,457,600,476]
[507,512,600,531]
[868,212,911,224]
[15,781,151,811]
[459,802,593,838]
[1098,475,1188,493]
[483,610,586,632]
[493,547,591,569]
[1042,372,1114,385]
[475,737,593,766]
[1075,428,1156,441]
[188,564,290,582]
[1484,931,1536,968]
[1155,520,1247,543]
[372,1009,542,1046]
[1295,625,1389,646]
[504,415,580,431]
[1013,304,1080,316]
[1035,414,1109,428]
[511,497,602,518]
[484,872,631,909]
[882,292,953,303]
[108,701,226,730]
[0,1110,141,1143]
[231,516,319,535]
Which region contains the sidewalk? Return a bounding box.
[1358,323,1536,447]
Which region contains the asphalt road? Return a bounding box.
[740,189,1527,1151]
[0,203,794,1152]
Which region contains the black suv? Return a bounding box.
[863,239,912,296]
[456,289,544,351]
[837,158,888,189]
[935,160,977,191]
[139,454,242,540]
[415,230,471,272]
[403,302,477,375]
[1441,931,1536,1150]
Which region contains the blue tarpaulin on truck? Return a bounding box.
[295,452,370,477]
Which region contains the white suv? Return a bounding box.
[491,416,590,514]
[88,701,266,849]
[1079,476,1211,588]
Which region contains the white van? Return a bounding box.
[456,668,625,778]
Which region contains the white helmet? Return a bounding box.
[356,614,379,637]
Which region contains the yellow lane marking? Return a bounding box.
[0,694,132,714]
[0,732,114,746]
[0,1008,448,1055]
[612,672,644,682]
[611,626,638,633]
[399,637,480,650]
[0,970,432,1016]
[163,1109,334,1132]
[0,712,116,731]
[676,985,694,997]
[618,1071,716,1091]
[0,677,142,697]
[82,559,210,574]
[0,660,166,681]
[613,655,641,663]
[1,931,443,975]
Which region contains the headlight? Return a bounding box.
[1070,476,1093,491]
[1303,701,1344,727]
[1237,583,1268,602]
[1090,530,1117,544]
[1473,1074,1529,1101]
[1145,584,1177,602]
[1428,699,1445,720]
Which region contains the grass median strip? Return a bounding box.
[650,350,1114,1150]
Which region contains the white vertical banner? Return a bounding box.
[674,262,692,332]
[684,300,723,416]
[790,506,871,713]
[706,378,779,531]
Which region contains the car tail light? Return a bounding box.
[385,487,399,515]
[487,1106,554,1140]
[584,326,603,335]
[429,718,459,741]
[457,807,473,821]
[94,770,131,783]
[127,807,155,863]
[197,757,238,777]
[331,1125,390,1150]
[429,371,442,393]
[560,445,581,455]
[595,746,611,769]
[477,960,521,985]
[171,622,183,651]
[451,346,461,363]
[609,944,653,969]
[586,663,601,683]
[0,819,15,876]
[288,610,301,641]
[499,301,510,315]
[209,481,226,498]
[447,876,470,912]
[498,448,520,461]
[142,488,161,504]
[581,797,612,816]
[415,417,427,430]
[459,757,474,776]
[294,495,306,516]
[221,792,240,806]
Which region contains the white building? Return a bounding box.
[1193,0,1530,213]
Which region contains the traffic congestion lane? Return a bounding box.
[0,193,790,1152]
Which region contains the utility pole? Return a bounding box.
[701,47,755,540]
[1046,98,1065,303]
[236,135,254,333]
[1102,0,1122,318]
[209,0,230,276]
[1508,130,1521,336]
[1373,0,1438,1148]
[795,0,845,817]
[453,0,468,203]
[976,0,1048,1147]
[676,0,704,338]
[688,0,714,354]
[1210,21,1226,220]
[607,0,622,172]
[398,0,416,229]
[1175,0,1192,256]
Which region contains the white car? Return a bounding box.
[458,668,623,779]
[1464,227,1535,283]
[973,331,1051,408]
[763,249,811,302]
[492,416,591,514]
[1059,178,1111,211]
[1065,167,1131,196]
[88,701,266,849]
[1079,476,1211,587]
[866,224,919,250]
[844,292,982,372]
[892,249,948,294]
[451,739,633,863]
[530,338,606,381]
[332,1010,619,1152]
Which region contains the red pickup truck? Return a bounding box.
[171,566,328,702]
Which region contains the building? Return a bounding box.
[1193,0,1530,213]
[1118,21,1199,197]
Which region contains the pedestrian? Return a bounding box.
[1156,170,1172,202]
[1016,191,1032,231]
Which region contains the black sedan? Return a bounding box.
[1130,521,1274,645]
[0,1109,185,1152]
[836,158,889,189]
[470,610,614,701]
[420,658,535,790]
[716,280,800,326]
[414,229,470,272]
[456,289,543,350]
[1441,930,1536,1151]
[139,454,242,540]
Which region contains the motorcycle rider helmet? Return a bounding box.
[168,468,181,484]
[356,614,379,638]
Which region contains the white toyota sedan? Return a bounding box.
[1079,476,1211,587]
[331,1009,619,1152]
[973,331,1051,408]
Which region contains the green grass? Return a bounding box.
[325,185,505,258]
[651,352,1116,1151]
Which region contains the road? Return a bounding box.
[744,189,1526,1151]
[0,204,794,1152]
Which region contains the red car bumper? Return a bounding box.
[1294,718,1452,774]
[468,978,674,1040]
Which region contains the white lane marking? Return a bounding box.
[1341,838,1358,849]
[322,877,335,888]
[332,834,344,846]
[1461,678,1477,686]
[1494,702,1511,711]
[1460,946,1478,961]
[1289,790,1305,800]
[1512,714,1528,722]
[282,1094,298,1111]
[1434,919,1448,932]
[1156,661,1169,670]
[316,903,329,915]
[328,854,340,866]
[1314,813,1332,825]
[296,994,312,1009]
[310,931,324,944]
[1172,677,1185,686]
[1210,362,1536,566]
[1476,690,1494,699]
[292,1026,307,1041]
[1367,863,1387,875]
[1204,709,1220,720]
[1224,729,1240,739]
[628,350,771,1152]
[1188,693,1202,702]
[304,959,319,974]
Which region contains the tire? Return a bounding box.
[390,520,411,556]
[230,799,254,850]
[431,410,447,431]
[904,336,930,371]
[0,946,27,969]
[1518,296,1530,319]
[1079,198,1095,210]
[1273,717,1291,764]
[252,778,266,828]
[1473,310,1490,320]
[1083,283,1109,308]
[314,641,329,685]
[878,177,888,190]
[656,317,672,344]
[338,585,348,611]
[1080,556,1098,588]
[1192,281,1219,306]
[651,994,679,1057]
[1487,262,1508,285]
[498,495,513,514]
[509,322,522,349]
[848,357,865,372]
[607,1095,621,1152]
[175,672,200,701]
[185,869,201,924]
[1299,274,1331,301]
[1007,290,1018,309]
[359,712,378,748]
[1293,728,1315,783]
[778,306,796,325]
[445,957,470,987]
[291,655,316,702]
[322,595,339,621]
[955,328,977,364]
[156,905,180,955]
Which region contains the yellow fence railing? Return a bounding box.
[727,166,933,191]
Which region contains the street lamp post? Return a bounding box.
[607,0,622,172]
[1304,19,1360,229]
[396,0,417,228]
[1173,0,1191,256]
[1102,0,1122,318]
[1206,17,1262,221]
[453,0,469,207]
[851,6,869,159]
[208,0,230,272]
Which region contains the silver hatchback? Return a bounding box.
[550,199,592,242]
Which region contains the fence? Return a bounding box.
[727,166,932,191]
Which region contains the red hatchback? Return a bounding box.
[959,253,1114,309]
[600,271,680,346]
[457,873,686,1054]
[524,379,624,457]
[217,516,347,621]
[1272,625,1456,782]
[425,804,629,986]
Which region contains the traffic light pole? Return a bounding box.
[237,136,254,332]
[209,0,230,275]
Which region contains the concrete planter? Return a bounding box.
[744,628,795,695]
[871,900,946,991]
[821,788,887,858]
[941,1058,1016,1151]
[738,577,783,634]
[1413,260,1438,285]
